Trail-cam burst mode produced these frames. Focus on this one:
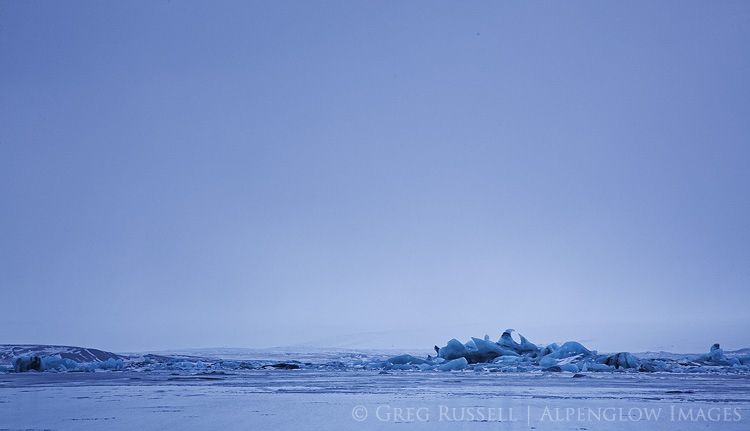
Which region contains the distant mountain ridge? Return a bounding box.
[0,344,122,365]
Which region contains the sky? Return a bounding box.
[1,1,749,354]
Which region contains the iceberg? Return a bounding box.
[429,332,750,374]
[466,336,519,363]
[437,339,468,361]
[498,329,540,355]
[545,341,595,359]
[13,356,42,372]
[559,363,579,373]
[638,359,670,372]
[604,352,640,369]
[436,331,605,371]
[386,354,425,366]
[437,330,534,364]
[384,354,428,370]
[438,357,468,371]
[539,343,560,357]
[493,355,522,365]
[538,356,558,368]
[40,356,80,371]
[581,362,615,372]
[697,344,741,366]
[96,358,125,370]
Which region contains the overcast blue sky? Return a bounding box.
[1,1,749,353]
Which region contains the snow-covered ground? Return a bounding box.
[1,368,748,430]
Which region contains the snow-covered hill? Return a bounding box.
[0,344,122,365]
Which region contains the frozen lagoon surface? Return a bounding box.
[1,367,749,430]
